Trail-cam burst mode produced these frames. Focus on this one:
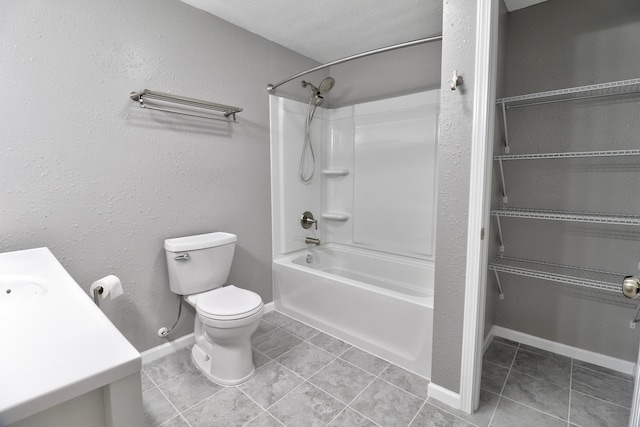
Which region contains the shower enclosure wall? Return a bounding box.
[270,90,439,377]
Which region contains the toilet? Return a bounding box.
[164,232,264,386]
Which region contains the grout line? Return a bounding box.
[570,388,633,410]
[348,408,384,427]
[337,353,389,377]
[572,362,634,384]
[486,342,519,426]
[172,385,226,415]
[499,344,518,396]
[487,395,501,426]
[152,381,189,425]
[424,398,482,427]
[304,335,353,358]
[406,397,429,427]
[499,396,570,424]
[324,406,350,426]
[237,385,270,412]
[568,358,573,425]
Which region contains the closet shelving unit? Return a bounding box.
[489,78,640,327]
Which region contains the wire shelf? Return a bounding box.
[496,78,640,108]
[494,149,640,161]
[488,256,624,294]
[491,208,640,226]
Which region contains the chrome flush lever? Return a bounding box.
[173,253,190,261]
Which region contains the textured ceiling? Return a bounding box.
[180,0,443,63]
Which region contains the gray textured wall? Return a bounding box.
[490,0,640,361]
[431,0,478,394]
[0,0,318,352]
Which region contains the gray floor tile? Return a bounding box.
[502,370,570,420]
[351,378,424,427]
[340,347,389,376]
[253,348,273,369]
[141,370,155,392]
[276,341,336,379]
[253,320,279,342]
[182,387,262,427]
[158,369,223,412]
[253,328,303,359]
[280,318,319,340]
[309,358,375,404]
[573,359,634,382]
[409,402,475,427]
[491,397,567,427]
[518,344,571,362]
[143,387,179,427]
[238,361,304,408]
[481,360,509,394]
[159,416,190,427]
[570,391,630,427]
[308,332,352,356]
[428,388,499,427]
[328,407,379,427]
[511,348,571,388]
[572,365,634,408]
[492,336,519,348]
[262,311,293,327]
[268,382,345,427]
[483,341,517,368]
[245,411,284,426]
[144,348,198,385]
[379,364,430,399]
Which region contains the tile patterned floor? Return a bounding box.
[141,312,634,427]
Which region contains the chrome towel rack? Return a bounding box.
[130,89,243,123]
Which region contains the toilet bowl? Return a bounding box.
[164,232,264,386]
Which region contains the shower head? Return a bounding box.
[318,77,335,94]
[302,77,335,106]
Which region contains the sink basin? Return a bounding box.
[0,276,47,317]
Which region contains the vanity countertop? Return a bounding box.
[0,247,141,424]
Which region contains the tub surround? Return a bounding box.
[270,90,439,379]
[0,248,141,425]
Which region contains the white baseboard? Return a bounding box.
[140,301,275,365]
[141,333,195,365]
[264,301,275,313]
[483,328,495,354]
[489,325,635,376]
[427,383,461,410]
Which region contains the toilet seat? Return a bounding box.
[195,285,263,321]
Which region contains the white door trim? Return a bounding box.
[459,0,499,414]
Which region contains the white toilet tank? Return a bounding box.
[165,232,237,295]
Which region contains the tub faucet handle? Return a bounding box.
[301,211,317,230]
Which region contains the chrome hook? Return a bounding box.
[450,70,464,90]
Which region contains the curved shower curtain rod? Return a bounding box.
[266,34,443,94]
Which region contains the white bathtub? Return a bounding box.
[273,244,433,378]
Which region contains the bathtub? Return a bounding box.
[273,243,433,378]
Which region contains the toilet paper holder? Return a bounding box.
[89,275,123,307]
[93,286,105,305]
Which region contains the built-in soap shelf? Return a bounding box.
[322,212,350,221]
[322,169,350,177]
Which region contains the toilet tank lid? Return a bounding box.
[165,232,237,252]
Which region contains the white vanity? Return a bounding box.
[0,248,142,427]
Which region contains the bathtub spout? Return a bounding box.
[305,237,321,245]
